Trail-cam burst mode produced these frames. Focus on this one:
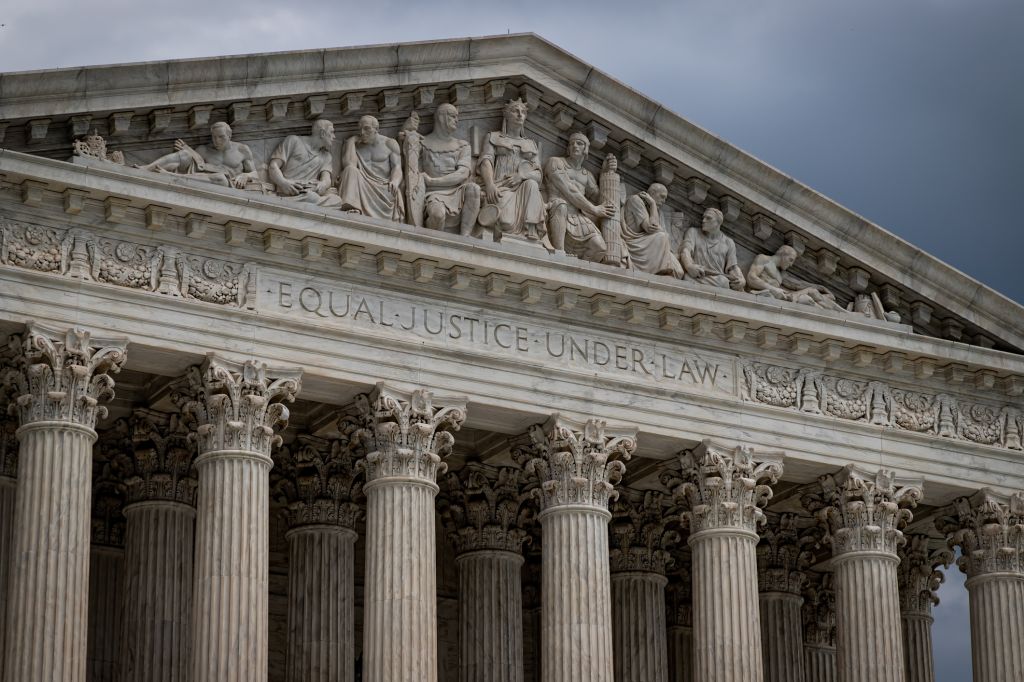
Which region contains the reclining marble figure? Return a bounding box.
[747,244,847,312]
[544,132,613,261]
[621,182,684,277]
[478,99,545,241]
[138,122,259,188]
[338,115,405,221]
[267,119,342,206]
[680,207,745,290]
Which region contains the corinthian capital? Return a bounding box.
[609,490,681,574]
[4,323,127,428]
[175,356,301,457]
[439,464,532,554]
[272,433,363,530]
[897,534,952,617]
[937,488,1024,578]
[665,563,693,628]
[512,414,636,512]
[351,382,467,484]
[802,572,836,648]
[802,466,922,557]
[661,440,783,535]
[756,512,820,594]
[125,408,198,506]
[0,354,17,477]
[92,419,132,547]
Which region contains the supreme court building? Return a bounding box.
[0,34,1022,682]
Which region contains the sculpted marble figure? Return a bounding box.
[338,115,405,221]
[544,132,613,261]
[413,104,481,236]
[680,208,745,290]
[477,99,546,241]
[139,122,258,188]
[747,244,847,312]
[268,119,342,206]
[621,182,683,277]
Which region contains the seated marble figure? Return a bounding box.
[680,207,745,290]
[478,99,545,242]
[544,132,614,262]
[621,183,683,277]
[414,104,480,236]
[338,115,405,221]
[747,244,847,312]
[267,119,342,206]
[139,122,258,188]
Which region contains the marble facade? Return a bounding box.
[0,34,1022,682]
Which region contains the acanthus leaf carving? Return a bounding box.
[439,464,533,554]
[802,572,836,648]
[756,512,820,594]
[896,533,953,617]
[92,418,132,547]
[271,432,363,530]
[665,562,693,628]
[512,414,636,512]
[609,490,681,574]
[125,408,198,506]
[937,488,1024,578]
[350,382,467,485]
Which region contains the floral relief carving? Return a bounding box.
[271,433,363,530]
[938,489,1024,578]
[439,464,532,554]
[609,490,681,574]
[126,408,198,506]
[740,359,1021,450]
[896,534,953,617]
[756,512,820,594]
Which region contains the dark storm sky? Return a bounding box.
[4,3,1021,678]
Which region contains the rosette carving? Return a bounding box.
[512,414,636,511]
[896,534,952,616]
[125,408,198,506]
[609,490,681,574]
[802,572,836,647]
[661,440,783,535]
[272,433,363,530]
[665,563,693,628]
[350,382,467,484]
[175,356,301,457]
[4,323,127,428]
[439,464,532,554]
[756,512,819,594]
[802,466,922,556]
[937,488,1024,578]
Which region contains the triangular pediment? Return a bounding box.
[0,33,1021,352]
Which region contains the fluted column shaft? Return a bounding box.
[523,606,541,682]
[542,506,614,682]
[966,573,1024,682]
[457,550,524,682]
[667,625,694,682]
[833,552,904,682]
[191,450,271,682]
[691,528,764,682]
[363,478,438,682]
[803,646,837,682]
[611,571,668,682]
[900,614,934,682]
[3,422,94,682]
[121,500,195,682]
[286,525,356,682]
[0,477,14,678]
[760,592,805,682]
[87,546,124,682]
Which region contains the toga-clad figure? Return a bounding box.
[680,207,745,290]
[747,244,847,312]
[544,132,613,262]
[621,183,684,277]
[139,122,258,188]
[478,99,545,241]
[268,119,342,206]
[338,115,404,221]
[418,104,481,235]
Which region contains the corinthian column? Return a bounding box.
[440,464,531,682]
[0,385,17,678]
[178,356,302,682]
[939,489,1024,682]
[757,513,817,682]
[802,572,837,682]
[803,466,922,682]
[119,409,198,682]
[1,324,127,682]
[665,563,694,682]
[354,383,467,682]
[662,440,784,682]
[896,535,951,682]
[608,490,680,682]
[514,415,637,682]
[272,433,362,682]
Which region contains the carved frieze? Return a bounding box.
[608,490,681,574]
[937,488,1024,578]
[741,359,1021,451]
[271,433,362,530]
[438,465,532,554]
[0,220,256,309]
